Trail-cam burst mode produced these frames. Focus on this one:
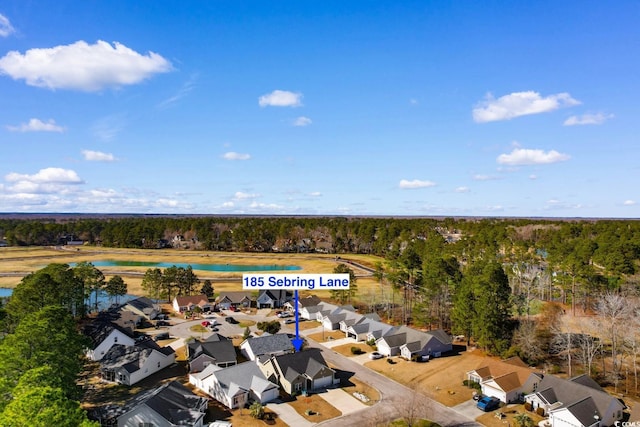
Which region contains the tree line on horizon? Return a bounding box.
[2,215,640,394]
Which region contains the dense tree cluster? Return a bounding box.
[0,284,97,425]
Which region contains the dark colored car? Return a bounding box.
[225,316,238,324]
[476,396,500,412]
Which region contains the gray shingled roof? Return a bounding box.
[189,339,236,363]
[272,348,332,382]
[201,361,278,397]
[243,333,294,357]
[101,341,175,374]
[94,380,207,425]
[564,396,600,426]
[534,374,623,419]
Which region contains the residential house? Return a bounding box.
[375,326,453,358]
[84,320,136,361]
[256,289,292,309]
[467,356,542,404]
[284,295,321,313]
[93,380,208,427]
[216,291,253,310]
[524,374,625,426]
[172,294,214,314]
[100,340,176,386]
[345,314,388,342]
[240,333,295,361]
[122,296,159,320]
[187,335,237,373]
[399,328,453,360]
[259,348,337,395]
[189,361,279,409]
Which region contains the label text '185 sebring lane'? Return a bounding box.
[242,274,349,290]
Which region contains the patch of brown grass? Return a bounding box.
[288,393,341,422]
[365,349,489,407]
[331,342,371,358]
[307,330,345,342]
[341,377,380,406]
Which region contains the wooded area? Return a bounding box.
[1,215,640,412]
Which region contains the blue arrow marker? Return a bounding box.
[291,290,304,352]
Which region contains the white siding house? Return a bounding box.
[86,326,136,361]
[189,362,279,409]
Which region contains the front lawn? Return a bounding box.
[288,393,341,422]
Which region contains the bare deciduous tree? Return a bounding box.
[595,292,632,390]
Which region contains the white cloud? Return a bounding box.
[624,200,636,206]
[233,191,259,200]
[0,40,172,92]
[563,112,614,126]
[293,116,312,126]
[410,99,418,105]
[258,90,303,107]
[4,167,83,195]
[0,14,15,37]
[399,179,436,189]
[82,150,116,162]
[529,174,538,180]
[6,118,65,132]
[223,152,251,161]
[309,191,322,197]
[497,148,570,165]
[6,167,83,184]
[473,91,580,123]
[454,186,470,193]
[473,174,499,181]
[248,201,284,210]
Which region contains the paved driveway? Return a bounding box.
[320,388,368,415]
[266,400,313,427]
[452,399,483,421]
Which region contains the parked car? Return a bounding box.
[201,321,211,327]
[209,421,232,427]
[369,351,383,360]
[154,332,170,341]
[284,318,296,324]
[476,396,500,412]
[155,320,170,327]
[225,316,238,324]
[203,313,217,319]
[277,311,292,318]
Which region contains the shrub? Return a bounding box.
[462,379,469,387]
[524,402,532,412]
[535,407,545,417]
[351,346,364,355]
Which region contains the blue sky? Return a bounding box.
[1,1,638,217]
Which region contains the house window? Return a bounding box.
[114,336,118,343]
[157,361,161,368]
[138,423,154,427]
[294,382,302,392]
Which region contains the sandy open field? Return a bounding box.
[0,246,382,296]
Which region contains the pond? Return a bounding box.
[72,260,301,272]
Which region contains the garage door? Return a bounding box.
[313,375,333,389]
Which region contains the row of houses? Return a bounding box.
[467,356,625,426]
[171,289,290,314]
[286,295,453,360]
